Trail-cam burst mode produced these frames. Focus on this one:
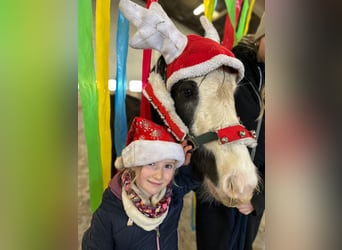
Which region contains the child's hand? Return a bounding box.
[181,140,192,166]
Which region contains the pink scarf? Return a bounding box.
[121,170,172,218]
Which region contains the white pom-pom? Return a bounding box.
[114,156,124,169]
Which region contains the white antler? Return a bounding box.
[119,0,187,64]
[199,15,220,43]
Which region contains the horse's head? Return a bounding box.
[151,57,259,207]
[119,0,259,206]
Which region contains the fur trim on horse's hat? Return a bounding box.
[166,35,244,90]
[115,117,185,170]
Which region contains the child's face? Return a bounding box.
[135,159,176,198]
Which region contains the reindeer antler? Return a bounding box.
[119,0,187,64]
[199,15,220,43]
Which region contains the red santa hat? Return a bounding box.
[115,117,185,169]
[166,34,244,91]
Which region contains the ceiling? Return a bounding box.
[142,0,265,40]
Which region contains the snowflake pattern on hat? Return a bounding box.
[115,117,185,169]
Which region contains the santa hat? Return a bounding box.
[166,34,244,91]
[115,117,185,169]
[119,0,244,91]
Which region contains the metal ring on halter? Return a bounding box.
[185,134,199,153]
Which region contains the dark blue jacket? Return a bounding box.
[82,165,199,250]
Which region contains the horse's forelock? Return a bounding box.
[190,71,239,137]
[153,56,167,81]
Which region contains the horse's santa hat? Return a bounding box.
[119,0,244,90]
[166,34,244,91]
[119,0,256,148]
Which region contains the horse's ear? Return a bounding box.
[223,66,240,83]
[151,56,167,81]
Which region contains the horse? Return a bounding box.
[115,0,260,207]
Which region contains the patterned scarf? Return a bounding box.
[121,170,172,218]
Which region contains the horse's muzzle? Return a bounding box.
[206,177,255,207]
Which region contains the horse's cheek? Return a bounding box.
[192,149,218,185]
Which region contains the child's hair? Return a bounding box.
[128,168,137,184]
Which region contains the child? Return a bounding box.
[82,116,198,250]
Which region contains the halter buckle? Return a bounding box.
[185,135,199,153]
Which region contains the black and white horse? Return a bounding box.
[150,57,260,207]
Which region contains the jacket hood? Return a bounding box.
[109,171,123,200]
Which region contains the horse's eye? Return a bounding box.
[183,89,192,97]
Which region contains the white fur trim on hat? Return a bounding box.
[114,156,124,170]
[116,140,185,169]
[143,72,189,141]
[166,54,244,90]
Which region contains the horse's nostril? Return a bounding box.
[223,174,255,201]
[226,179,234,194]
[224,175,242,196]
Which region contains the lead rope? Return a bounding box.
[156,227,160,250]
[251,117,262,161]
[251,65,263,160]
